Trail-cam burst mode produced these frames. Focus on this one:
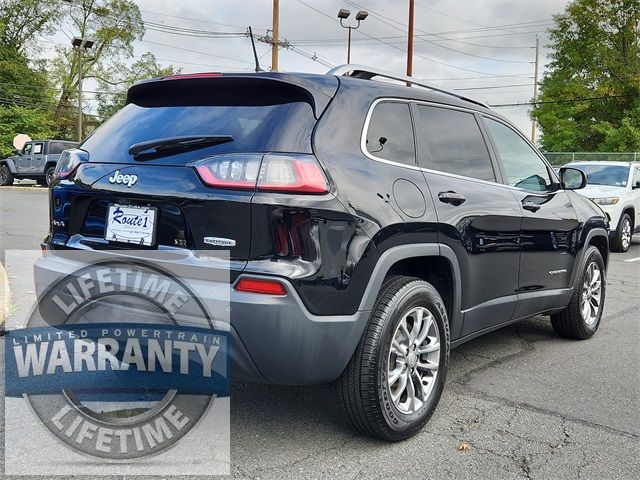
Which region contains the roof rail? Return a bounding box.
[327,64,489,109]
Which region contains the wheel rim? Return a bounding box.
[581,261,602,326]
[621,218,632,249]
[0,167,7,183]
[387,306,440,415]
[46,168,54,185]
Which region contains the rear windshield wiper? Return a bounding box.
[129,135,233,158]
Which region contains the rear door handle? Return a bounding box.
[438,191,466,206]
[522,201,541,212]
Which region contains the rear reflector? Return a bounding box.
[234,278,287,296]
[192,153,329,194]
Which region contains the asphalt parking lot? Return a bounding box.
[1,186,639,479]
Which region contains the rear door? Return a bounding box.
[31,141,45,173]
[482,116,580,318]
[414,103,522,338]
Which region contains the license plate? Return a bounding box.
[105,204,157,246]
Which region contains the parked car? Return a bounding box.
[36,65,610,441]
[0,139,78,187]
[566,161,640,252]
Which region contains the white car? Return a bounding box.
[567,161,640,252]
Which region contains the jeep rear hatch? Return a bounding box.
[51,73,337,275]
[81,73,338,166]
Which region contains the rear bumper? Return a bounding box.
[33,252,369,385]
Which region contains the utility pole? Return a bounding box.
[271,0,280,71]
[77,47,83,142]
[531,35,540,144]
[407,0,415,79]
[71,37,94,142]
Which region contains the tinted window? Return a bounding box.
[22,143,32,155]
[365,102,416,165]
[416,106,495,181]
[633,166,640,187]
[49,141,77,154]
[82,102,316,164]
[484,118,552,191]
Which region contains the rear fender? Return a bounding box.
[1,157,17,174]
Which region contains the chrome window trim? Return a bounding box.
[359,97,569,195]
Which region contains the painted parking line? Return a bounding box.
[623,257,640,263]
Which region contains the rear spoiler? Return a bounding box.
[126,72,339,119]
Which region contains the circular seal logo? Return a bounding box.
[6,259,229,459]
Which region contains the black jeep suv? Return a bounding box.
[39,66,609,441]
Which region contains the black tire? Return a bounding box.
[611,213,633,253]
[551,246,606,340]
[0,164,14,186]
[44,166,56,186]
[338,275,450,441]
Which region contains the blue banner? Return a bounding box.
[5,323,229,398]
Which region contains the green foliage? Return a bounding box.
[96,52,180,121]
[532,0,640,152]
[0,105,56,157]
[50,0,146,137]
[0,43,60,156]
[0,0,60,52]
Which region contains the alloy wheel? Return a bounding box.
[621,218,632,250]
[581,261,602,326]
[387,306,440,415]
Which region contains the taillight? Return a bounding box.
[54,149,89,180]
[234,278,287,295]
[192,154,329,194]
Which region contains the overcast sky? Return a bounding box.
[45,0,570,137]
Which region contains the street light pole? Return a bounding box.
[338,9,368,64]
[71,37,94,142]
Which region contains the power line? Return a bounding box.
[454,83,534,91]
[295,0,499,75]
[491,94,639,108]
[344,0,533,64]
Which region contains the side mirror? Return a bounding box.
[560,167,587,190]
[633,181,640,190]
[16,151,23,156]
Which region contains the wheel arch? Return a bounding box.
[621,206,635,228]
[44,161,57,172]
[0,158,17,173]
[358,244,463,341]
[571,227,609,287]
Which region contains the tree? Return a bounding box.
[49,0,145,137]
[0,0,60,53]
[0,105,57,157]
[0,42,59,156]
[95,52,180,121]
[532,0,640,152]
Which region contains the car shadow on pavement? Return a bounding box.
[230,316,558,444]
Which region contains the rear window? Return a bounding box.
[49,141,77,154]
[416,105,495,182]
[81,101,316,164]
[365,101,416,166]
